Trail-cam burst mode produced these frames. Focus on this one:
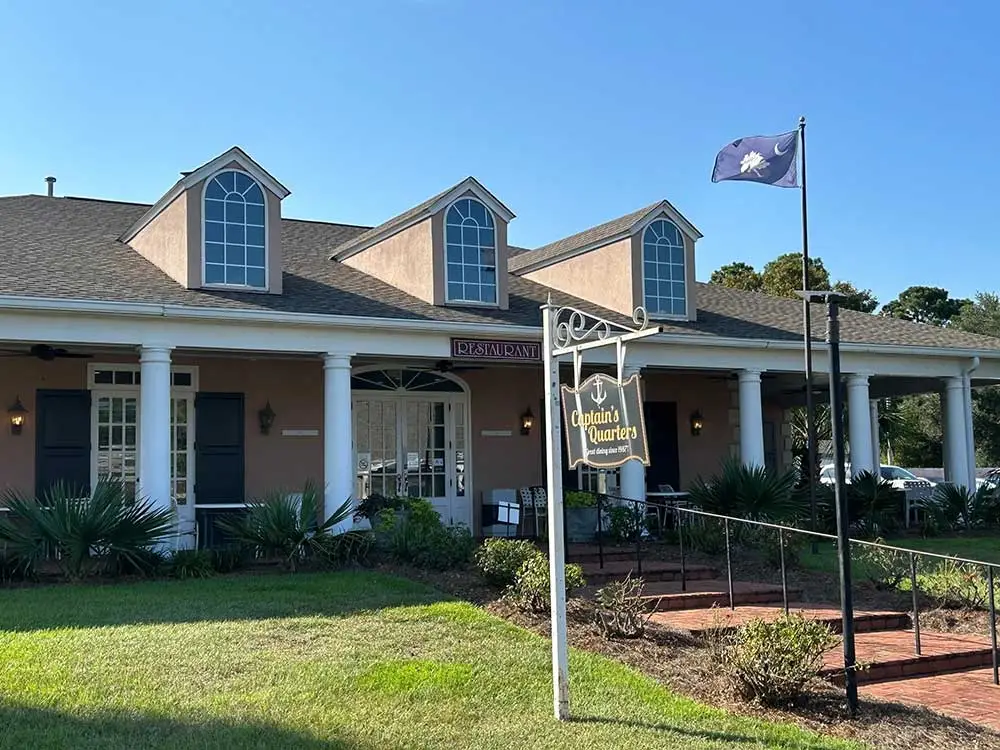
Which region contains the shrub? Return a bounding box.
[0,478,175,581]
[688,459,800,521]
[378,498,474,570]
[845,471,902,538]
[167,549,215,580]
[564,491,596,508]
[738,526,804,570]
[855,539,907,591]
[921,557,989,609]
[218,481,364,571]
[210,544,247,573]
[593,574,650,638]
[475,538,540,587]
[920,484,1000,533]
[505,554,586,613]
[605,504,648,544]
[354,493,408,526]
[683,521,726,556]
[718,614,838,706]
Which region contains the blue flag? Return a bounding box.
[711,131,798,187]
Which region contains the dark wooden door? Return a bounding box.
[643,401,681,491]
[194,393,245,504]
[35,389,92,496]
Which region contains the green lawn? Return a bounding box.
[0,571,860,749]
[800,534,1000,576]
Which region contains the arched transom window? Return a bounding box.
[642,219,686,316]
[204,170,267,289]
[445,198,497,304]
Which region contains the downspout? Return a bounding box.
[964,356,981,490]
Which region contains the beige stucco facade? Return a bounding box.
[524,237,635,316]
[345,218,436,304]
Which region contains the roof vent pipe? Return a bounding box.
[45,176,56,197]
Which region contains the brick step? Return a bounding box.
[639,580,803,611]
[821,630,996,685]
[566,544,647,564]
[650,603,910,636]
[580,559,717,585]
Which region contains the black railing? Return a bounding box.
[587,492,1000,688]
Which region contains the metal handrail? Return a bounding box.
[593,491,1000,688]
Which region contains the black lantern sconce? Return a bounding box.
[520,407,534,436]
[258,401,276,435]
[7,396,27,436]
[689,409,704,437]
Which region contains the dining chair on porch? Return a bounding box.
[531,486,548,538]
[517,486,534,537]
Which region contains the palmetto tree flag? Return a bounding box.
[711,130,798,187]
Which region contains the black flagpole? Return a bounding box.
[799,115,819,552]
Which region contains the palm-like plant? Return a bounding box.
[0,478,175,580]
[688,458,801,522]
[920,483,1000,532]
[218,481,365,571]
[845,470,900,538]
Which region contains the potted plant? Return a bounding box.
[564,491,598,543]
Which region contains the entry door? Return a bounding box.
[643,401,681,491]
[354,397,468,527]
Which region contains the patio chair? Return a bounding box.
[517,486,534,537]
[531,486,548,538]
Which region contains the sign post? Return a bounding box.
[542,298,660,720]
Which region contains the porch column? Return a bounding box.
[737,369,764,467]
[965,375,977,490]
[869,399,881,473]
[138,345,172,515]
[846,374,874,477]
[324,352,354,530]
[943,376,970,489]
[618,363,645,501]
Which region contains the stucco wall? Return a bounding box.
[523,237,634,316]
[129,193,189,286]
[344,217,435,304]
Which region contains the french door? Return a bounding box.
[354,395,468,527]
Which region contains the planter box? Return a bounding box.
[565,507,599,543]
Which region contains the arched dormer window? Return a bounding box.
[203,170,267,289]
[642,218,686,316]
[445,198,497,304]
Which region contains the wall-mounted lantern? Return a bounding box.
[258,401,276,435]
[8,396,27,436]
[520,407,535,436]
[689,409,704,437]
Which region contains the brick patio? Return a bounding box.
[863,668,1000,731]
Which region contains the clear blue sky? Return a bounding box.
[1,1,995,307]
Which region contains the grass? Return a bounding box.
[0,571,862,749]
[799,534,1000,576]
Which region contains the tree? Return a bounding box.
[760,253,830,299]
[709,262,762,291]
[879,286,971,326]
[951,292,1000,466]
[831,281,879,314]
[953,292,1000,337]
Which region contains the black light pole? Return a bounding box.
[798,116,819,553]
[799,290,857,717]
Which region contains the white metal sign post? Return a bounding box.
[542,298,660,720]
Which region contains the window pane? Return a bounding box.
[233,171,252,194]
[462,225,478,245]
[205,221,224,243]
[468,200,487,225]
[446,224,462,244]
[225,199,245,223]
[246,267,266,288]
[226,224,245,244]
[205,199,224,222]
[644,261,658,281]
[218,171,236,192]
[480,227,494,248]
[482,269,495,286]
[246,246,265,268]
[480,248,495,267]
[671,246,684,265]
[94,370,113,385]
[174,372,192,387]
[481,284,497,303]
[447,263,463,283]
[226,266,246,285]
[644,279,657,297]
[246,226,265,246]
[205,242,225,264]
[226,244,246,265]
[245,184,265,205]
[464,266,480,285]
[463,245,479,265]
[464,284,480,302]
[206,179,226,200]
[205,263,225,284]
[446,243,462,264]
[246,204,265,226]
[672,281,686,299]
[447,282,464,301]
[673,299,687,316]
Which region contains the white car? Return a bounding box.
[819,464,935,496]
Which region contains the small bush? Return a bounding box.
[688,459,800,521]
[593,573,650,638]
[564,491,596,508]
[505,554,586,613]
[718,614,838,706]
[845,471,902,538]
[921,557,989,609]
[210,544,246,573]
[920,484,1000,533]
[605,505,648,544]
[378,499,474,570]
[475,538,540,587]
[855,539,907,591]
[739,526,804,570]
[684,522,726,556]
[167,549,215,580]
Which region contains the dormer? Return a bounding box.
[331,178,515,309]
[121,147,290,294]
[509,200,702,321]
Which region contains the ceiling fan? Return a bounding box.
[0,344,94,361]
[432,359,484,374]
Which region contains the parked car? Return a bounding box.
[819,463,935,494]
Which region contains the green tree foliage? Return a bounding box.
[880,285,971,326]
[881,394,943,468]
[831,280,879,314]
[760,253,830,298]
[708,261,762,291]
[952,292,1000,466]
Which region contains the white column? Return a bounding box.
[869,399,881,472]
[846,374,874,477]
[138,346,172,515]
[964,375,977,489]
[943,377,970,489]
[324,352,355,530]
[618,363,646,501]
[738,369,765,467]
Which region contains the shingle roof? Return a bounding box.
[508,202,661,273]
[0,194,997,352]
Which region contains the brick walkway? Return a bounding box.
[863,668,1000,731]
[650,603,907,634]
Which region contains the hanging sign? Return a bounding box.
[451,338,541,362]
[560,373,650,468]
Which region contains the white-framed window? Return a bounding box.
[203,170,267,290]
[88,364,198,504]
[577,466,620,494]
[642,218,686,317]
[445,197,497,304]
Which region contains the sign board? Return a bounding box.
[560,373,649,469]
[451,338,541,362]
[356,452,372,473]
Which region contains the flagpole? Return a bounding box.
[799,115,819,551]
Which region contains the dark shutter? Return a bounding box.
[643,401,681,491]
[194,393,245,504]
[35,389,91,496]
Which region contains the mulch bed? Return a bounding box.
[389,561,1000,750]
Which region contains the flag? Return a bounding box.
[711,130,798,187]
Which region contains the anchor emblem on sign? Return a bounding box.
[591,378,607,406]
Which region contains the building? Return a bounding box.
[0,147,997,544]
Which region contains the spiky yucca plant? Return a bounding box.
[688,458,800,522]
[920,483,1000,532]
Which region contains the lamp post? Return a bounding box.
[798,290,857,716]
